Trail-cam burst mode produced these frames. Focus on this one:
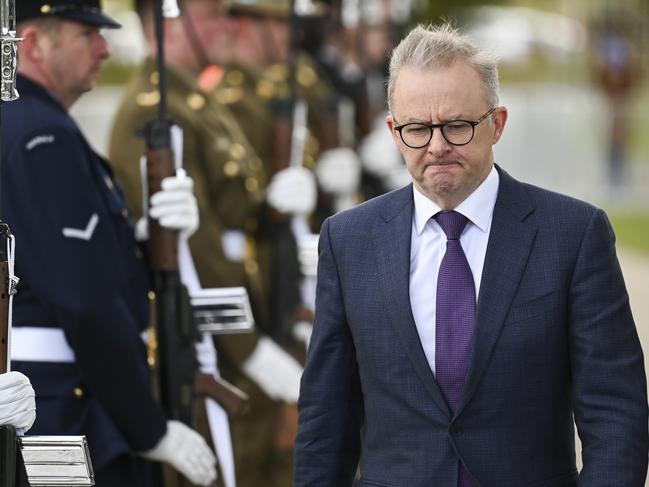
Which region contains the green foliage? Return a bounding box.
[96,60,137,86]
[610,212,649,255]
[411,0,512,25]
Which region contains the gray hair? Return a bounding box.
[387,23,500,112]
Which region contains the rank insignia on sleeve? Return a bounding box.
[62,213,99,241]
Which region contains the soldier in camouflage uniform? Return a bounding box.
[109,0,312,485]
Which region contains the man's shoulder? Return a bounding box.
[111,63,210,139]
[499,168,601,223]
[326,184,411,232]
[3,94,81,159]
[5,90,71,131]
[519,179,600,220]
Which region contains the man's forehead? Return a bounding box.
[392,64,488,116]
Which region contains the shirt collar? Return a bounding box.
[413,165,500,235]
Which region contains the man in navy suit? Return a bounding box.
[294,24,648,486]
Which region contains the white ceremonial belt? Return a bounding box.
[11,327,149,363]
[11,327,76,363]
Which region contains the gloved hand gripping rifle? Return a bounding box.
[0,1,27,483]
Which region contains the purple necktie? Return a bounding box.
[435,211,475,487]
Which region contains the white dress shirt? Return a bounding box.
[409,165,500,376]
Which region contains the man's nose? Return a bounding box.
[95,34,110,59]
[426,127,451,156]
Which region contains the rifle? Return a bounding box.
[0,1,26,483]
[144,0,249,466]
[0,228,27,487]
[262,0,324,453]
[264,0,318,347]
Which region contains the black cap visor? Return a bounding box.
[58,8,121,28]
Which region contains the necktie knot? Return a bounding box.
[435,211,469,240]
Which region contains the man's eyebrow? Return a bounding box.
[399,113,465,124]
[401,116,431,124]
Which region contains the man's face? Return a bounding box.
[386,62,507,209]
[185,0,233,65]
[259,17,291,64]
[42,20,109,107]
[233,16,290,66]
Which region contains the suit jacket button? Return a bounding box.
[450,425,462,436]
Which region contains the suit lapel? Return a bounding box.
[374,186,452,419]
[455,167,537,417]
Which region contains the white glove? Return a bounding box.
[148,173,199,238]
[292,321,313,354]
[242,337,303,403]
[140,420,217,486]
[315,147,361,196]
[360,114,405,179]
[266,166,317,216]
[0,371,36,432]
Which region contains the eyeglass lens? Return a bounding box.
[401,121,474,148]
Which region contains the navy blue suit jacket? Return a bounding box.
[294,166,648,486]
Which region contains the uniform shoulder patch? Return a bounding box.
[25,134,55,151]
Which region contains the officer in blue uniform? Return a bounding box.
[1,1,217,486]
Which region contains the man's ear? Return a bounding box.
[18,26,46,63]
[491,106,508,144]
[385,114,401,147]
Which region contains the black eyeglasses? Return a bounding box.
[393,107,496,148]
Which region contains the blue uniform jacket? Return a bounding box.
[1,75,167,469]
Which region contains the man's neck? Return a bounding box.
[17,67,76,109]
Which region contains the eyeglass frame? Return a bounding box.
[392,107,497,148]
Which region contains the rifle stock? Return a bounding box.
[0,224,16,486]
[0,225,28,487]
[0,225,10,372]
[146,139,178,272]
[194,373,249,417]
[0,425,17,487]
